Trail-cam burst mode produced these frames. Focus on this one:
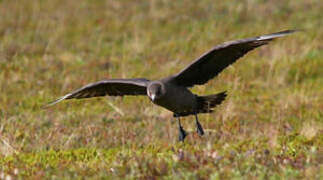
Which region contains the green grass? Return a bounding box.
[0,0,322,179]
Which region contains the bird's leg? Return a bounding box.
[195,114,204,136]
[177,117,187,142]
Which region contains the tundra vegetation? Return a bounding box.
[0,0,322,179]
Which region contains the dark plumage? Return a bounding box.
[46,79,149,107]
[46,30,296,141]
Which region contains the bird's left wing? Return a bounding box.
[172,30,297,87]
[45,78,150,107]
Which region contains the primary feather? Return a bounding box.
[44,78,149,107]
[172,30,297,87]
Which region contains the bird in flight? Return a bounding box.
[46,30,296,141]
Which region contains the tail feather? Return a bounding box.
[197,91,227,113]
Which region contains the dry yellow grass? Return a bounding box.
[0,0,322,179]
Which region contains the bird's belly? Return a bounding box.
[153,90,197,115]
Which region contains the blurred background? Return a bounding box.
[0,0,322,179]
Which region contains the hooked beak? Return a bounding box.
[151,94,156,101]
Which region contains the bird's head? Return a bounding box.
[147,83,165,102]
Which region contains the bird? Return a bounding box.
[45,30,296,141]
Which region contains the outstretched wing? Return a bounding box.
[45,78,150,107]
[172,30,296,87]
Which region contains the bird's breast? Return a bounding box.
[152,84,197,114]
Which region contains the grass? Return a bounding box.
[0,0,322,179]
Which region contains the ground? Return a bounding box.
[0,0,322,179]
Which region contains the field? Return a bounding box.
[0,0,322,179]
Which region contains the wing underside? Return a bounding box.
[45,78,150,107]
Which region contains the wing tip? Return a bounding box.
[41,94,70,109]
[257,29,300,41]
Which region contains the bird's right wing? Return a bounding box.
[45,78,150,107]
[172,30,297,87]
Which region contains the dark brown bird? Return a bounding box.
[46,30,296,141]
